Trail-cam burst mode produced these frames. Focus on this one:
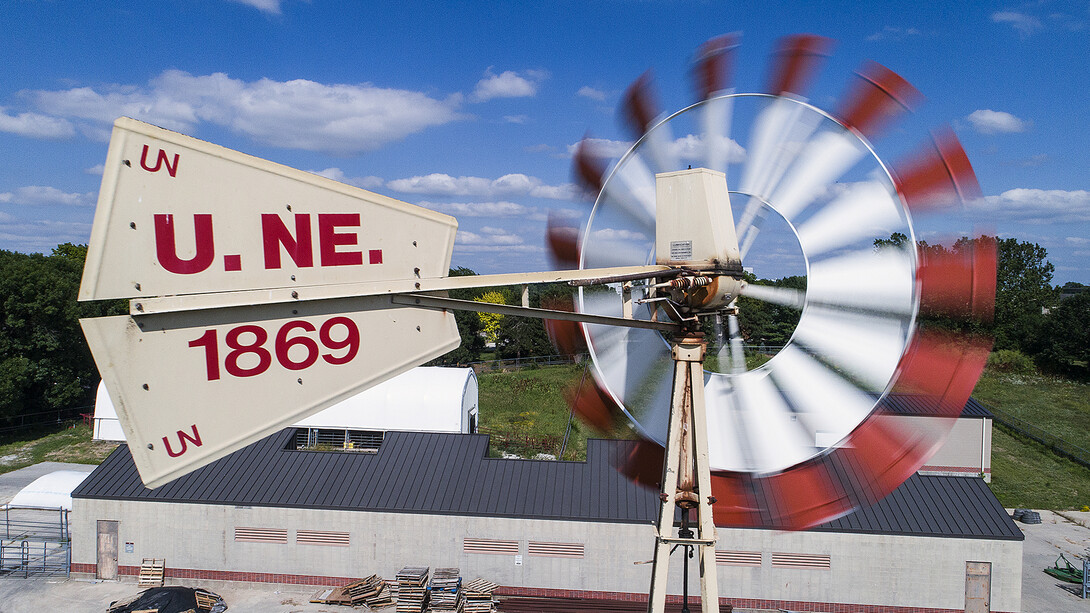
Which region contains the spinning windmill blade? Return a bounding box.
[559,34,995,530]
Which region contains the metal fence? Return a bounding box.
[0,507,71,578]
[986,405,1090,472]
[466,354,579,373]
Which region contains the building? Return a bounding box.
[71,396,1022,612]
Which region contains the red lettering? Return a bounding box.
[154,214,215,274]
[318,213,362,266]
[163,425,203,458]
[140,144,179,177]
[262,213,313,269]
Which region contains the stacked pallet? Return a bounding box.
[350,575,394,609]
[459,578,498,613]
[427,567,461,611]
[137,558,165,587]
[396,566,430,612]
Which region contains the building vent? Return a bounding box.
[771,552,831,570]
[463,537,519,555]
[527,541,585,558]
[291,428,384,452]
[715,550,762,567]
[297,529,350,547]
[234,527,288,544]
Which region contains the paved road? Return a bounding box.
[1018,510,1090,612]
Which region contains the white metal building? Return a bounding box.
[93,367,479,442]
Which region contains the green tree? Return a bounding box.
[1038,292,1090,376]
[993,238,1057,352]
[427,267,486,365]
[0,244,125,423]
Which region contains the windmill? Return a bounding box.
[78,34,995,613]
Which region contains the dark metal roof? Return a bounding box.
[73,430,660,524]
[882,395,993,418]
[73,428,1020,540]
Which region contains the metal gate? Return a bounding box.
[0,506,71,578]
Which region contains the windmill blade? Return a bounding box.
[572,138,608,196]
[767,34,833,96]
[834,61,922,141]
[767,129,867,222]
[807,247,915,316]
[791,305,908,393]
[893,126,982,213]
[700,96,736,175]
[599,152,658,233]
[795,179,904,256]
[769,345,878,443]
[621,72,677,174]
[546,211,581,269]
[729,369,816,472]
[693,33,740,100]
[737,96,822,217]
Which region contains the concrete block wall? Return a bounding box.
[72,499,1021,612]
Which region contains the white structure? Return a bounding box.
[93,367,478,442]
[7,470,92,511]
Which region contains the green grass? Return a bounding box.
[972,368,1090,509]
[476,362,633,461]
[0,423,118,475]
[973,369,1090,451]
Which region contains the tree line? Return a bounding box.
[1,236,1086,430]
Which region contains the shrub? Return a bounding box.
[987,349,1037,374]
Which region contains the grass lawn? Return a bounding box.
[972,369,1090,509]
[476,362,634,461]
[972,370,1090,451]
[0,423,118,476]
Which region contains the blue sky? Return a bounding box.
[1,0,1087,283]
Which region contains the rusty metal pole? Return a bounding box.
[647,331,720,613]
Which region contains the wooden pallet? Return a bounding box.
[137,558,165,587]
[194,590,219,611]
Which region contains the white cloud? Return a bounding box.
[567,137,633,159]
[1065,236,1090,245]
[503,115,528,124]
[85,164,105,175]
[229,0,282,14]
[0,186,95,207]
[418,200,539,219]
[967,109,1028,134]
[457,227,525,246]
[0,220,93,253]
[0,107,75,139]
[974,188,1090,224]
[309,167,384,189]
[669,133,747,163]
[565,134,745,164]
[991,11,1043,36]
[866,26,923,42]
[470,69,546,102]
[591,228,648,241]
[386,172,577,200]
[577,86,606,101]
[26,70,464,154]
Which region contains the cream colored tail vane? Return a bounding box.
[79,117,668,489]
